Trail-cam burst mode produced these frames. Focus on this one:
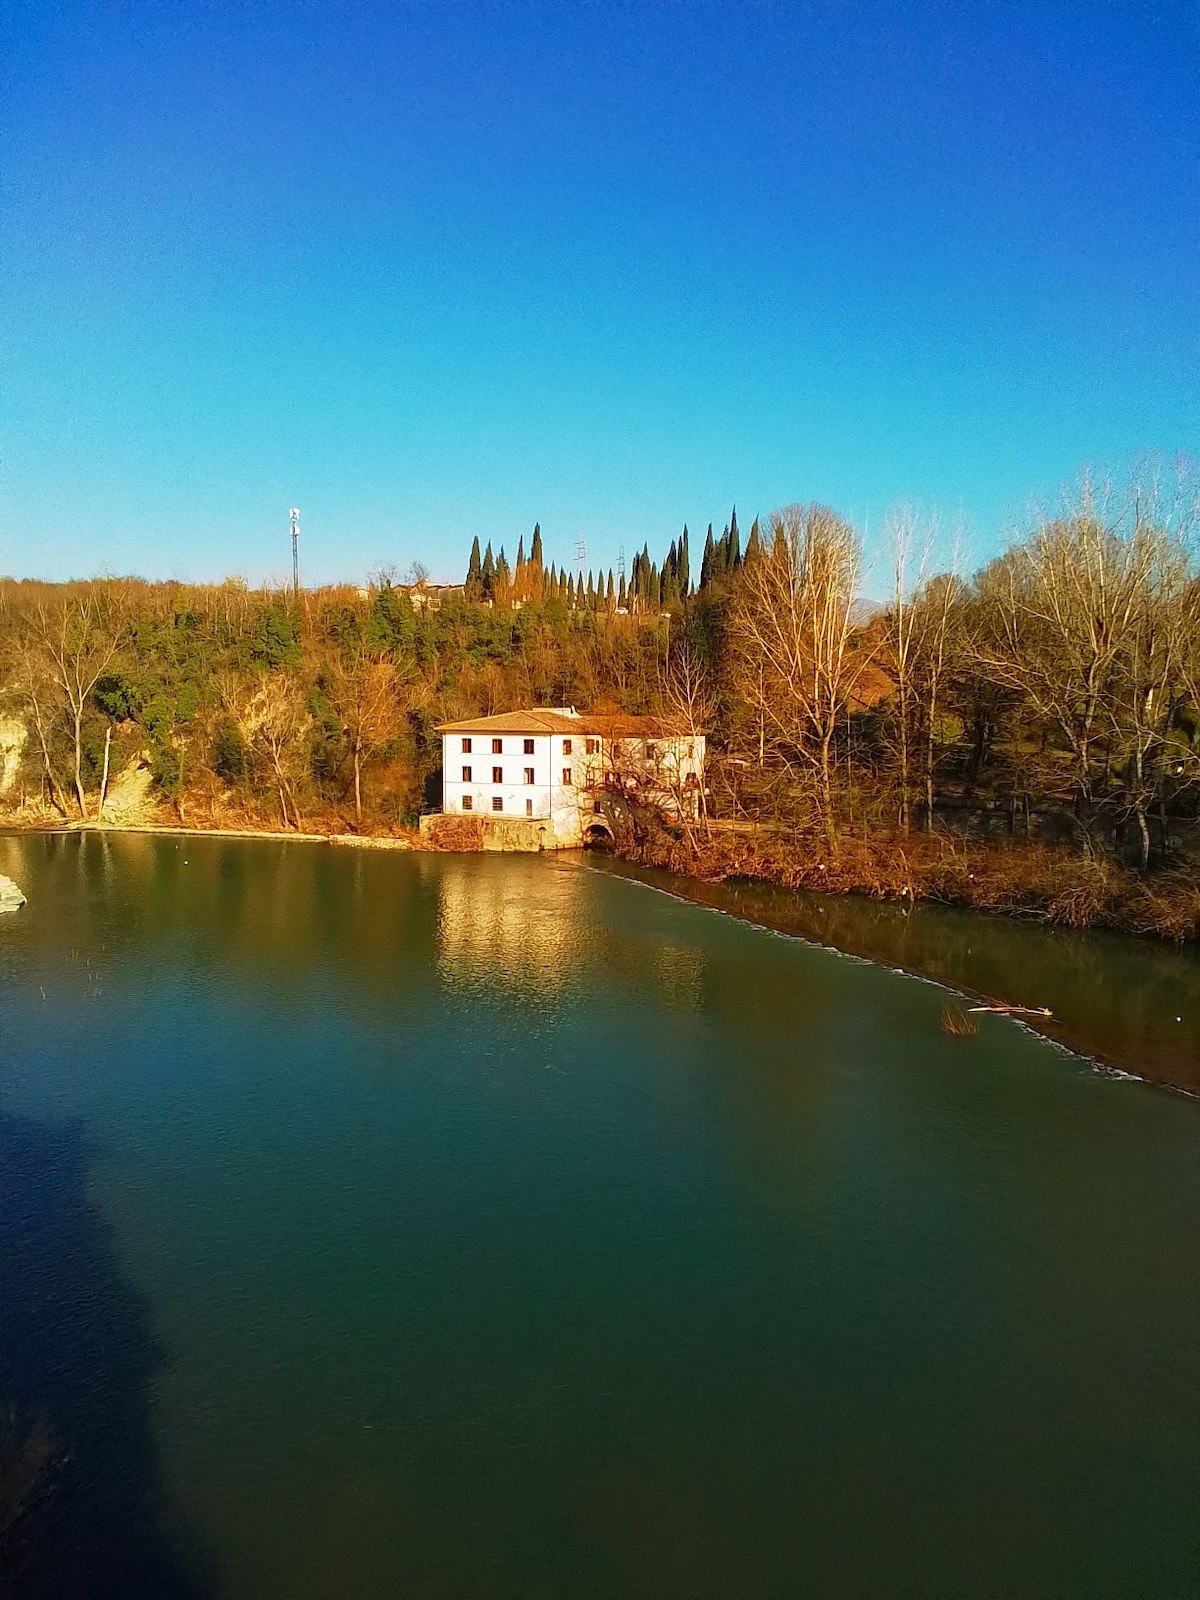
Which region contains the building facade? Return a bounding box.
[432,707,705,848]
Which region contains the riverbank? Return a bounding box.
[590,852,1200,1096]
[0,814,421,850]
[617,825,1200,943]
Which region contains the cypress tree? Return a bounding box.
[606,569,615,610]
[700,524,715,589]
[466,535,483,598]
[745,517,763,566]
[496,546,511,595]
[618,571,627,609]
[567,573,576,607]
[679,526,690,595]
[586,571,596,608]
[530,522,544,570]
[481,541,496,598]
[729,506,741,569]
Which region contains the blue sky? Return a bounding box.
[3,0,1196,587]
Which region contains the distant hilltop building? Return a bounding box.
[420,707,705,850]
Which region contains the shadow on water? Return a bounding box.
[0,1110,215,1600]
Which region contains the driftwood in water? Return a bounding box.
[967,1001,1053,1018]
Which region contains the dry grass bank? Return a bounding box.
[620,826,1200,941]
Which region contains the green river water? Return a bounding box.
[0,832,1196,1598]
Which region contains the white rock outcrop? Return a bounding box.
[0,717,27,794]
[0,874,27,912]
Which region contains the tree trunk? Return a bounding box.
[73,708,88,818]
[353,740,363,828]
[1135,802,1151,872]
[98,725,112,819]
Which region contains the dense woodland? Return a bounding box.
[3,468,1199,935]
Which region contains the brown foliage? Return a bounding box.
[423,815,485,852]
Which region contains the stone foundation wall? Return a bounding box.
[419,813,563,852]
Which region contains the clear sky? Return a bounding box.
[3,0,1196,588]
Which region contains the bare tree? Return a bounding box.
[19,591,121,818]
[243,674,310,829]
[732,504,869,846]
[324,648,404,827]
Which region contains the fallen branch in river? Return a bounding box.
[967,1002,1053,1018]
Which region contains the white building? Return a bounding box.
[431,707,705,848]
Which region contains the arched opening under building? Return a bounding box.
[583,820,614,850]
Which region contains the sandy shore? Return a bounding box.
[2,818,419,850]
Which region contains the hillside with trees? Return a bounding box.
[3,467,1199,937]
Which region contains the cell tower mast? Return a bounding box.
[575,534,587,576]
[289,508,301,598]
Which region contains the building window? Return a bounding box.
[491,795,503,812]
[562,767,572,786]
[462,766,472,782]
[461,795,473,811]
[647,741,658,759]
[492,738,503,754]
[562,738,572,755]
[523,738,535,754]
[525,798,533,817]
[586,738,599,755]
[461,737,472,753]
[524,767,534,785]
[492,766,503,783]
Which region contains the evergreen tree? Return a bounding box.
[586,572,596,609]
[496,546,512,596]
[745,517,763,566]
[514,535,526,598]
[606,570,615,610]
[566,573,576,607]
[679,526,691,596]
[466,535,483,599]
[729,506,741,570]
[700,524,715,589]
[481,541,496,599]
[618,571,627,609]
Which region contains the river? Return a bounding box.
[0,832,1197,1598]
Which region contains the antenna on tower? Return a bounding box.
[289,508,301,599]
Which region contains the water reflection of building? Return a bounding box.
[432,857,589,999]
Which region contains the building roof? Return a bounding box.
[436,707,698,737]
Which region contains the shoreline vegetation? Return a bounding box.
[3,466,1198,941]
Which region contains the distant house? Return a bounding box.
[429,707,706,848]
